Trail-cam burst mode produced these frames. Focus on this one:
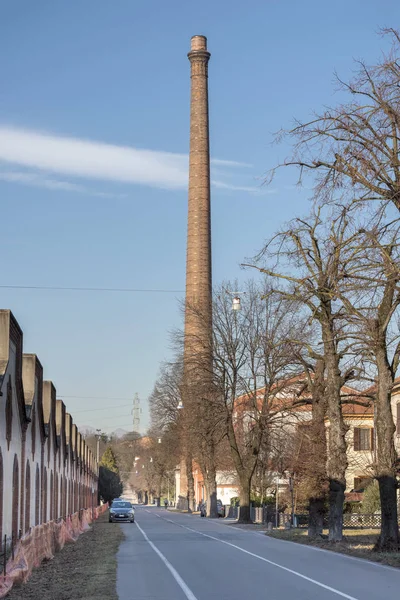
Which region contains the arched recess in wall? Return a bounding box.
[6,377,13,450]
[59,476,63,519]
[63,476,67,517]
[31,405,36,459]
[42,467,48,523]
[12,454,19,541]
[25,461,31,532]
[35,465,40,526]
[66,479,69,516]
[0,449,3,551]
[55,473,59,520]
[50,471,54,521]
[53,473,59,519]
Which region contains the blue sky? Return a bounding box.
[0,1,397,433]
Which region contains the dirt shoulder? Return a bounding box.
[6,513,124,600]
[266,528,400,569]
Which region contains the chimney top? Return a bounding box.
[191,35,207,51]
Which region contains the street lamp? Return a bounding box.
[225,289,245,311]
[232,296,241,311]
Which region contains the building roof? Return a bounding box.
[234,374,373,417]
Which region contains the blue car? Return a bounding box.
[109,499,135,523]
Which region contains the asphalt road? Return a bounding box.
[116,507,400,600]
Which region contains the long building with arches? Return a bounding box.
[0,309,98,547]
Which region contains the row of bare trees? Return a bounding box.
[251,27,400,550]
[150,28,400,552]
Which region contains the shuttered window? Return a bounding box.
[354,427,374,451]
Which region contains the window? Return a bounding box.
[354,427,374,451]
[111,501,132,509]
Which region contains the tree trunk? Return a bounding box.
[374,348,399,551]
[328,479,345,541]
[226,412,255,524]
[238,479,252,523]
[376,476,399,551]
[307,360,328,538]
[186,453,195,512]
[308,497,325,538]
[206,464,218,518]
[323,324,347,542]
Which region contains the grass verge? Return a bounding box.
[6,514,125,600]
[266,528,400,568]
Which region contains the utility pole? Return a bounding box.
[96,429,101,464]
[132,393,141,433]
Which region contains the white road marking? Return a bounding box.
[135,521,199,600]
[158,515,360,600]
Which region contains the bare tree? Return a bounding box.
[269,29,400,213]
[246,208,360,540]
[148,360,187,505]
[211,280,302,523]
[331,214,400,550]
[294,358,328,537]
[149,359,184,430]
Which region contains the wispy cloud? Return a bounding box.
[0,171,120,197]
[0,125,257,194]
[211,158,253,169]
[211,180,276,194]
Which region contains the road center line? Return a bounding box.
[135,521,199,600]
[159,515,359,600]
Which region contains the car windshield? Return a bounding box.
[112,502,132,509]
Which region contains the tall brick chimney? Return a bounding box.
[185,35,212,339]
[179,35,213,508]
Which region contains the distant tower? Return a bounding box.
[132,393,141,433]
[179,35,213,507]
